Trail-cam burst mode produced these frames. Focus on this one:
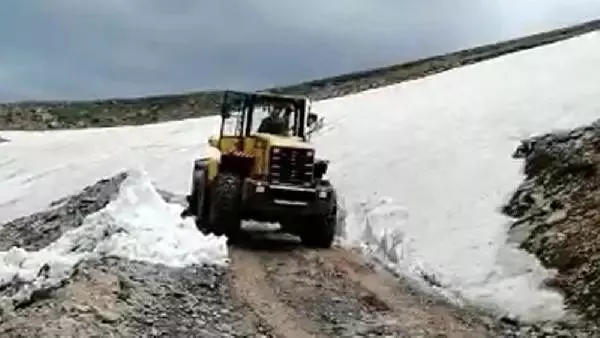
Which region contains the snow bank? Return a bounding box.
[312,31,600,322]
[0,169,228,304]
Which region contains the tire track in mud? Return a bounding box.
[228,234,493,337]
[228,247,322,338]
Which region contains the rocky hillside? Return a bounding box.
[503,120,600,325]
[0,19,599,131]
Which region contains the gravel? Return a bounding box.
[94,257,256,338]
[0,256,259,338]
[0,174,260,337]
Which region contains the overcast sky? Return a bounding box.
[0,0,599,102]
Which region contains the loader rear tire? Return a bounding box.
[208,172,243,241]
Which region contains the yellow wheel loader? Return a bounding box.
[181,90,338,248]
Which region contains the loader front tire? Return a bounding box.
[299,206,337,249]
[208,173,243,241]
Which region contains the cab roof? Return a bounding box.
[222,90,309,107]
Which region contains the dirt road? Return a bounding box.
[228,233,492,338]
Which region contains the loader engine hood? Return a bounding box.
[254,133,314,150]
[254,133,316,186]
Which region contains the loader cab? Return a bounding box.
[217,90,317,146]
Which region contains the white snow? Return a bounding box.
[310,31,600,322]
[0,116,222,223]
[1,31,600,321]
[0,169,228,304]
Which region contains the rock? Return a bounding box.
[72,304,91,313]
[93,307,120,323]
[47,120,61,129]
[546,209,567,225]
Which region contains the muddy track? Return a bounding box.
[227,233,492,338]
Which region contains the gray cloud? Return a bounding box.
[0,0,599,102]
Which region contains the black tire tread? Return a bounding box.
[300,199,337,248]
[208,172,242,239]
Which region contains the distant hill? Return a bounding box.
[1,19,599,131]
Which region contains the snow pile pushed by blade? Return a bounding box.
[0,169,228,307]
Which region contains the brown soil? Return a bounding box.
[228,233,491,337]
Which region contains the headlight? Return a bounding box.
[318,190,328,199]
[256,186,265,193]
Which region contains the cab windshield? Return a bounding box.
[219,91,308,140]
